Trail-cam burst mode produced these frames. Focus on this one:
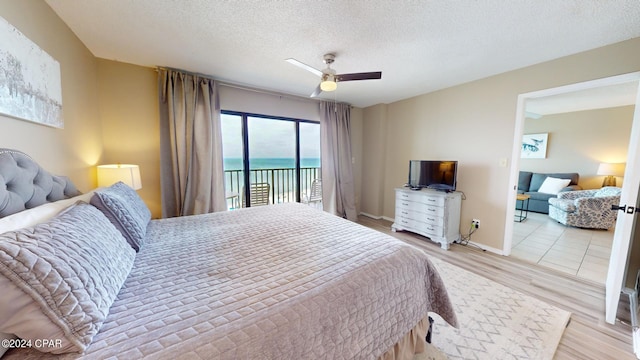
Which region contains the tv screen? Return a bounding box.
[408,160,457,191]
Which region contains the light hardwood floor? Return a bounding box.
[357,216,635,360]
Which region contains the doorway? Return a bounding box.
[502,72,640,325]
[510,102,633,282]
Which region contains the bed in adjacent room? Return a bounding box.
[0,149,457,359]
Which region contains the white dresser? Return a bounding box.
[391,188,462,250]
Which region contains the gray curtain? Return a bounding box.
[158,68,227,217]
[319,101,358,221]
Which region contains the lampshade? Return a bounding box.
[596,162,625,187]
[97,164,142,190]
[596,163,626,177]
[320,74,337,92]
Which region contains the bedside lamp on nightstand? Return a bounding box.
[97,164,142,190]
[597,162,625,187]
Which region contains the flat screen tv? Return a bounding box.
[407,160,458,191]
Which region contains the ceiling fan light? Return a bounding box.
[320,74,337,92]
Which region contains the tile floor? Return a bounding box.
[511,212,614,284]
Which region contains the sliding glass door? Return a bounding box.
[299,122,321,200]
[221,111,320,209]
[247,116,297,205]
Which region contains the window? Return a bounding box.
[221,111,320,208]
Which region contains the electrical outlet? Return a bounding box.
[472,219,480,229]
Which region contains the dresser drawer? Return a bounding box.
[423,204,444,217]
[396,191,445,207]
[397,206,443,224]
[395,214,443,237]
[419,222,443,237]
[394,215,416,229]
[422,213,443,226]
[396,199,428,214]
[419,195,445,207]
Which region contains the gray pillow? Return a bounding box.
[90,181,151,252]
[0,202,136,353]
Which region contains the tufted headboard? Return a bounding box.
[0,148,81,218]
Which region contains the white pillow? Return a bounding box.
[538,177,571,195]
[0,189,99,234]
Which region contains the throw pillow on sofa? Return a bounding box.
[538,177,571,195]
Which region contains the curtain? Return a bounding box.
[319,101,358,221]
[158,68,227,217]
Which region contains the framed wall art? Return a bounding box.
[521,133,548,159]
[0,16,63,128]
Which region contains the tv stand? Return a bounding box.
[391,188,462,250]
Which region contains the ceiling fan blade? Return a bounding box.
[310,84,323,98]
[336,72,382,82]
[285,58,323,77]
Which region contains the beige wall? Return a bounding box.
[361,104,388,217]
[0,0,102,191]
[96,60,161,217]
[362,37,640,251]
[522,106,633,190]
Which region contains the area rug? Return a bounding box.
[423,257,571,360]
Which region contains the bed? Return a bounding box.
[0,149,457,359]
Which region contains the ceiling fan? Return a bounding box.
[286,53,382,97]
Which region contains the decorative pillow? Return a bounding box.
[0,189,100,234]
[537,177,571,195]
[90,181,151,252]
[0,202,136,354]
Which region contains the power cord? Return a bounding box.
[457,222,486,251]
[459,223,476,245]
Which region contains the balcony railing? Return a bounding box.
[224,167,320,207]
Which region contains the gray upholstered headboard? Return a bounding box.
[0,148,81,218]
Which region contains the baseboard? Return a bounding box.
[359,212,395,223]
[361,214,503,255]
[359,212,382,219]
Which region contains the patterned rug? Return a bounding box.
[420,257,571,360]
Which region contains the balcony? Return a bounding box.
[224,167,321,208]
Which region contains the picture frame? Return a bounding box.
[0,16,63,128]
[521,133,548,159]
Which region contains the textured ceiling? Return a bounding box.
[45,0,640,108]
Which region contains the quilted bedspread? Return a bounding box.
[6,203,456,359]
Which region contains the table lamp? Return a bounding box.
[97,164,142,190]
[596,162,625,187]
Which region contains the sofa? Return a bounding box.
[517,171,582,214]
[548,187,622,229]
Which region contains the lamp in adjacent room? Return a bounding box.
[97,164,142,190]
[596,162,625,187]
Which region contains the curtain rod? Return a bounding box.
[156,66,352,107]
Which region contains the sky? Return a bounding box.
[221,114,320,159]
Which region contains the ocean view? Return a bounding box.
[223,158,321,205]
[224,158,321,170]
